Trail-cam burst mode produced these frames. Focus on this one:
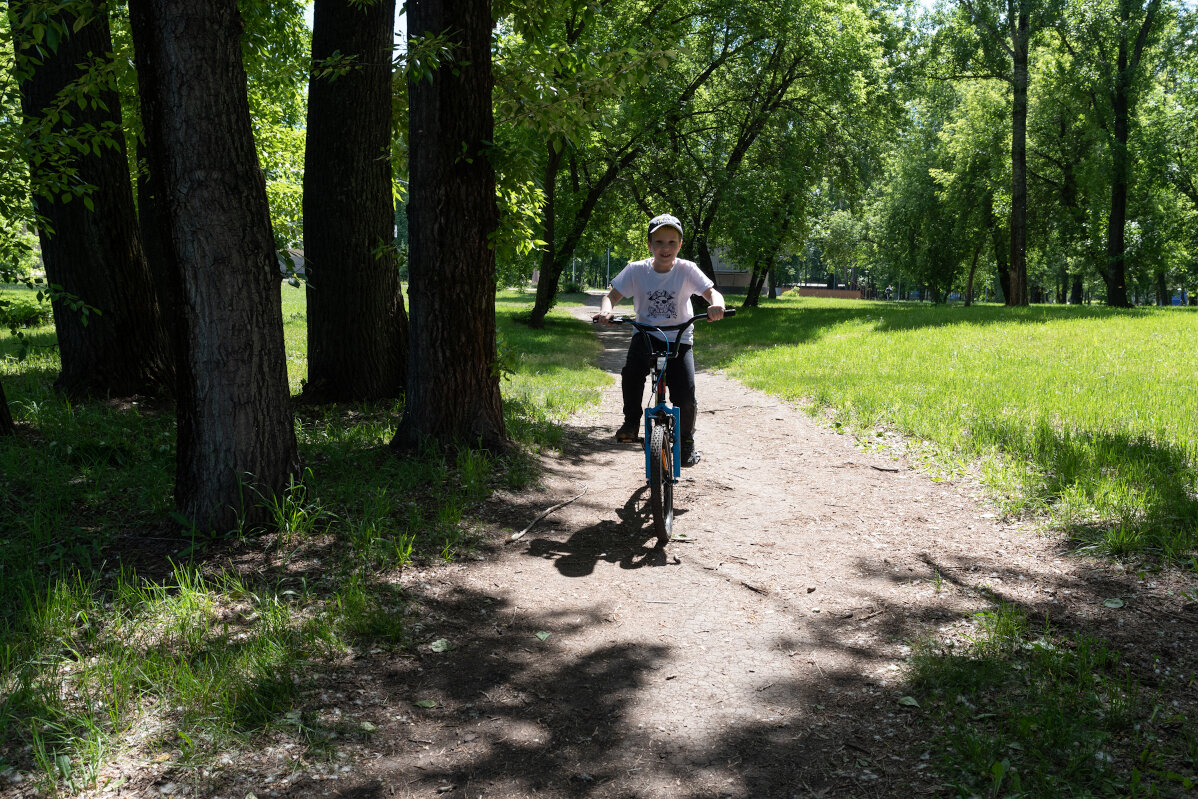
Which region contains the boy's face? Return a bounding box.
[648,226,683,271]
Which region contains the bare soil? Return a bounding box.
[17,300,1197,799]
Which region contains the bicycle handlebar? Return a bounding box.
[593,308,737,330]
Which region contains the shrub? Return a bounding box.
[0,294,52,328]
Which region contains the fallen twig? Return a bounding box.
[508,485,588,543]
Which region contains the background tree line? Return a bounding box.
[1,0,1195,523]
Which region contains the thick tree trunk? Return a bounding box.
[1105,80,1132,307]
[9,2,173,398]
[986,193,1011,302]
[1007,8,1030,307]
[1155,271,1169,306]
[135,137,181,386]
[1103,0,1159,308]
[530,142,566,325]
[301,0,408,402]
[393,0,505,450]
[1069,273,1084,304]
[695,235,718,287]
[0,380,14,436]
[130,0,298,531]
[964,241,982,307]
[743,258,766,308]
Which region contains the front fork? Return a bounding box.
[644,356,681,481]
[643,404,681,482]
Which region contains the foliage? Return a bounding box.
[240,0,310,250]
[0,285,53,327]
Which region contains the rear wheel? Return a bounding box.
[648,419,673,546]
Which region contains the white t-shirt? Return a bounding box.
[610,258,714,345]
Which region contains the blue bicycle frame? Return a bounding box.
[644,354,682,482]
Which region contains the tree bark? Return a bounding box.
[1103,0,1159,308]
[744,258,766,308]
[0,379,14,436]
[1155,270,1169,306]
[964,240,982,306]
[9,1,173,398]
[529,141,566,324]
[1069,273,1084,304]
[135,136,181,381]
[301,0,408,402]
[985,192,1011,301]
[130,0,298,531]
[1105,56,1131,307]
[393,0,506,450]
[1007,3,1030,306]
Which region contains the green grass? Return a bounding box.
[703,295,1198,562]
[908,603,1196,796]
[0,284,608,790]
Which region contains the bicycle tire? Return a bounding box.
[648,419,674,546]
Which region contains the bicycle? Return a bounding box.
[598,309,736,547]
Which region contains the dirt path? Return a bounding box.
[193,301,1190,799]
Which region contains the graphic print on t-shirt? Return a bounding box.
[647,289,675,319]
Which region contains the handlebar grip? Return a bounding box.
[723,307,736,318]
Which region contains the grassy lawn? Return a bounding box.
[703,295,1198,563]
[0,284,608,790]
[2,285,1195,796]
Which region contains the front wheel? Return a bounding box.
[648,419,674,546]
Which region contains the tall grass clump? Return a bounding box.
[703,297,1198,561]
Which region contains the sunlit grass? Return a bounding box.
[704,295,1198,560]
[496,289,610,449]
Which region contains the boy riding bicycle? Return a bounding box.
[592,213,726,467]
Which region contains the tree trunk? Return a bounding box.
[130,0,298,531]
[964,240,982,307]
[393,0,505,450]
[1105,72,1131,307]
[526,143,641,328]
[529,141,566,325]
[9,2,173,398]
[1007,6,1030,307]
[743,258,766,308]
[1069,273,1084,304]
[1155,271,1169,306]
[1103,0,1159,308]
[301,0,408,402]
[0,380,14,436]
[135,137,180,369]
[986,192,1011,302]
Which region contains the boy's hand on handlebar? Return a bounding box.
[592,312,615,325]
[706,305,725,322]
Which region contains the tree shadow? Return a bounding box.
[969,421,1198,556]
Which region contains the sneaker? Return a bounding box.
[615,420,640,443]
[681,443,701,467]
